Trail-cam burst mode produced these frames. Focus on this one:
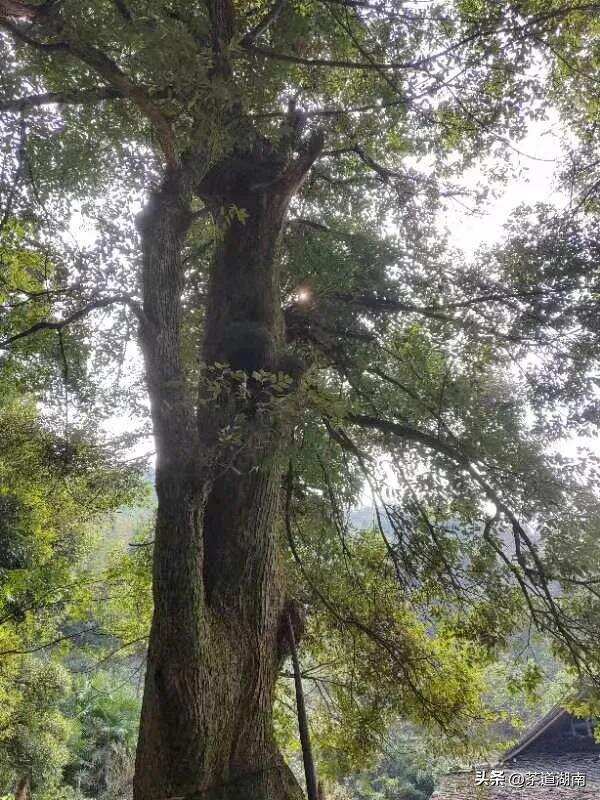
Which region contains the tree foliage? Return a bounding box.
[2,1,600,798]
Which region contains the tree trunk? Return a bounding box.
[14,776,30,800]
[133,138,320,799]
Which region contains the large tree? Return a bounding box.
[3,2,600,799]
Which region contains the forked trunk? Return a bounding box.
[133,144,320,799]
[134,465,301,800]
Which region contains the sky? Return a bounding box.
[445,118,564,255]
[444,120,600,461]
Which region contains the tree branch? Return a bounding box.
[0,625,109,657]
[288,217,330,232]
[330,291,536,343]
[332,291,459,324]
[344,412,589,668]
[242,0,286,46]
[0,294,145,349]
[247,44,425,71]
[255,96,408,119]
[0,0,178,166]
[0,86,123,113]
[280,128,326,192]
[0,16,68,50]
[283,460,449,727]
[347,413,467,464]
[0,0,37,20]
[63,40,177,166]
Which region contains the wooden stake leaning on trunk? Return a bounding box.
[287,613,319,800]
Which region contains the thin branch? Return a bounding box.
[0,86,123,113]
[255,96,408,119]
[0,113,26,234]
[287,217,330,232]
[247,44,425,71]
[345,412,590,670]
[0,0,37,21]
[0,294,145,349]
[242,0,286,46]
[0,625,108,657]
[246,13,516,74]
[347,413,470,464]
[85,635,148,672]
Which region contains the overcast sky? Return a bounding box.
[446,117,564,255]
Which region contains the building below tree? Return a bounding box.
[432,703,600,798]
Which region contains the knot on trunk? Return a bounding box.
[222,322,276,373]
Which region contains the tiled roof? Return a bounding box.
[431,754,600,799]
[502,705,567,762]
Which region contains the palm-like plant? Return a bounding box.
[68,677,139,800]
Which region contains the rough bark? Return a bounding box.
[14,776,30,800]
[133,135,321,800]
